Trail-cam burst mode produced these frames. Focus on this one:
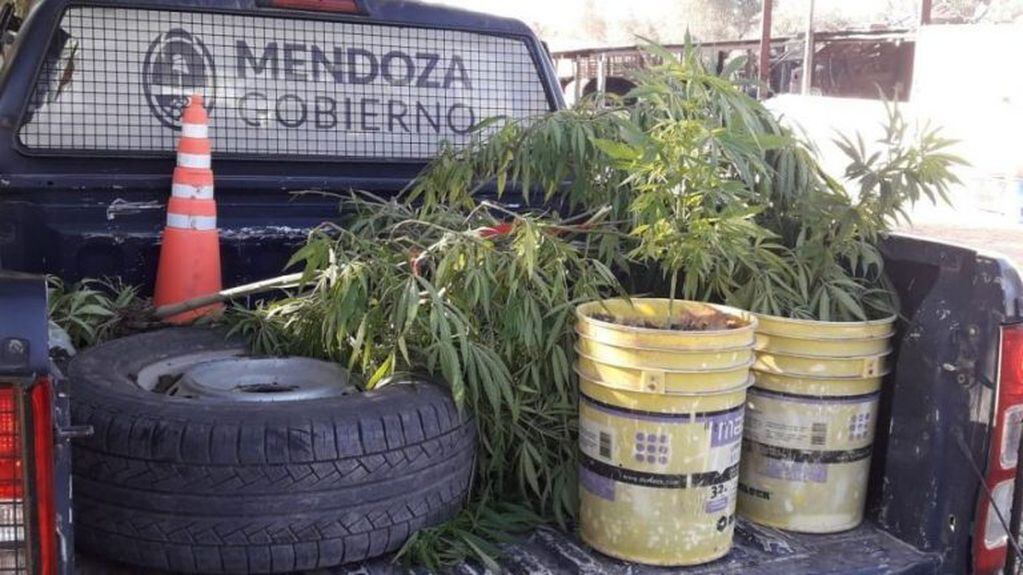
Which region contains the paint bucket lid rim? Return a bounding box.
[575,345,755,375]
[752,369,891,383]
[755,312,898,330]
[755,326,896,341]
[577,298,758,336]
[576,329,756,354]
[577,366,755,397]
[754,348,893,361]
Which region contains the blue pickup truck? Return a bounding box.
[0,1,1021,574]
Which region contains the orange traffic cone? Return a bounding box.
[153,94,223,324]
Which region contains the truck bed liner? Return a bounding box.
[481,521,937,575]
[76,519,939,574]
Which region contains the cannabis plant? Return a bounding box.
[47,277,144,348]
[594,43,790,310]
[226,194,621,564]
[413,48,784,316]
[744,101,964,320]
[227,41,961,568]
[414,42,962,322]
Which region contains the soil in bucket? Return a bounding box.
[575,299,756,566]
[591,305,746,332]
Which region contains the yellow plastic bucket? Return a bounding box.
[577,335,753,371]
[755,331,892,358]
[576,299,756,566]
[753,349,891,379]
[755,314,896,341]
[738,313,894,533]
[575,353,753,394]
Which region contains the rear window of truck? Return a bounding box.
[18,6,553,160]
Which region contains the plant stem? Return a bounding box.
[668,270,678,330]
[154,273,305,319]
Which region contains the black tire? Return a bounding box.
[68,328,476,574]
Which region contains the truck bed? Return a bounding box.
[76,519,939,574]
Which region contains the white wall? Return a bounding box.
[766,23,1023,225]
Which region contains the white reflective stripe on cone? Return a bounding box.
[177,153,211,169]
[167,213,217,231]
[182,123,208,139]
[172,183,215,200]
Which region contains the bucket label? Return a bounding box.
[704,478,737,514]
[758,457,829,483]
[705,493,730,513]
[746,388,878,448]
[578,389,744,564]
[848,411,872,442]
[738,481,771,500]
[578,395,743,488]
[709,408,745,447]
[580,452,739,489]
[708,441,743,473]
[580,418,616,463]
[744,438,872,463]
[707,407,745,471]
[632,431,671,466]
[580,465,616,501]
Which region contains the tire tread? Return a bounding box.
[69,328,475,574]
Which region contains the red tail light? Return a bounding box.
[31,381,56,575]
[262,0,362,13]
[0,379,57,574]
[0,389,22,501]
[974,324,1023,574]
[0,386,25,572]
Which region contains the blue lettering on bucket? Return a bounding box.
[709,409,745,447]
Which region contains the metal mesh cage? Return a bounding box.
[0,386,28,574]
[19,6,554,160]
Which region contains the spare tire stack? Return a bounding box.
[68,328,476,574]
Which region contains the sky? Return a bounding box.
[419,0,919,24]
[420,0,1023,51]
[419,0,747,50]
[421,0,625,22]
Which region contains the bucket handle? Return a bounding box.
[640,369,666,394]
